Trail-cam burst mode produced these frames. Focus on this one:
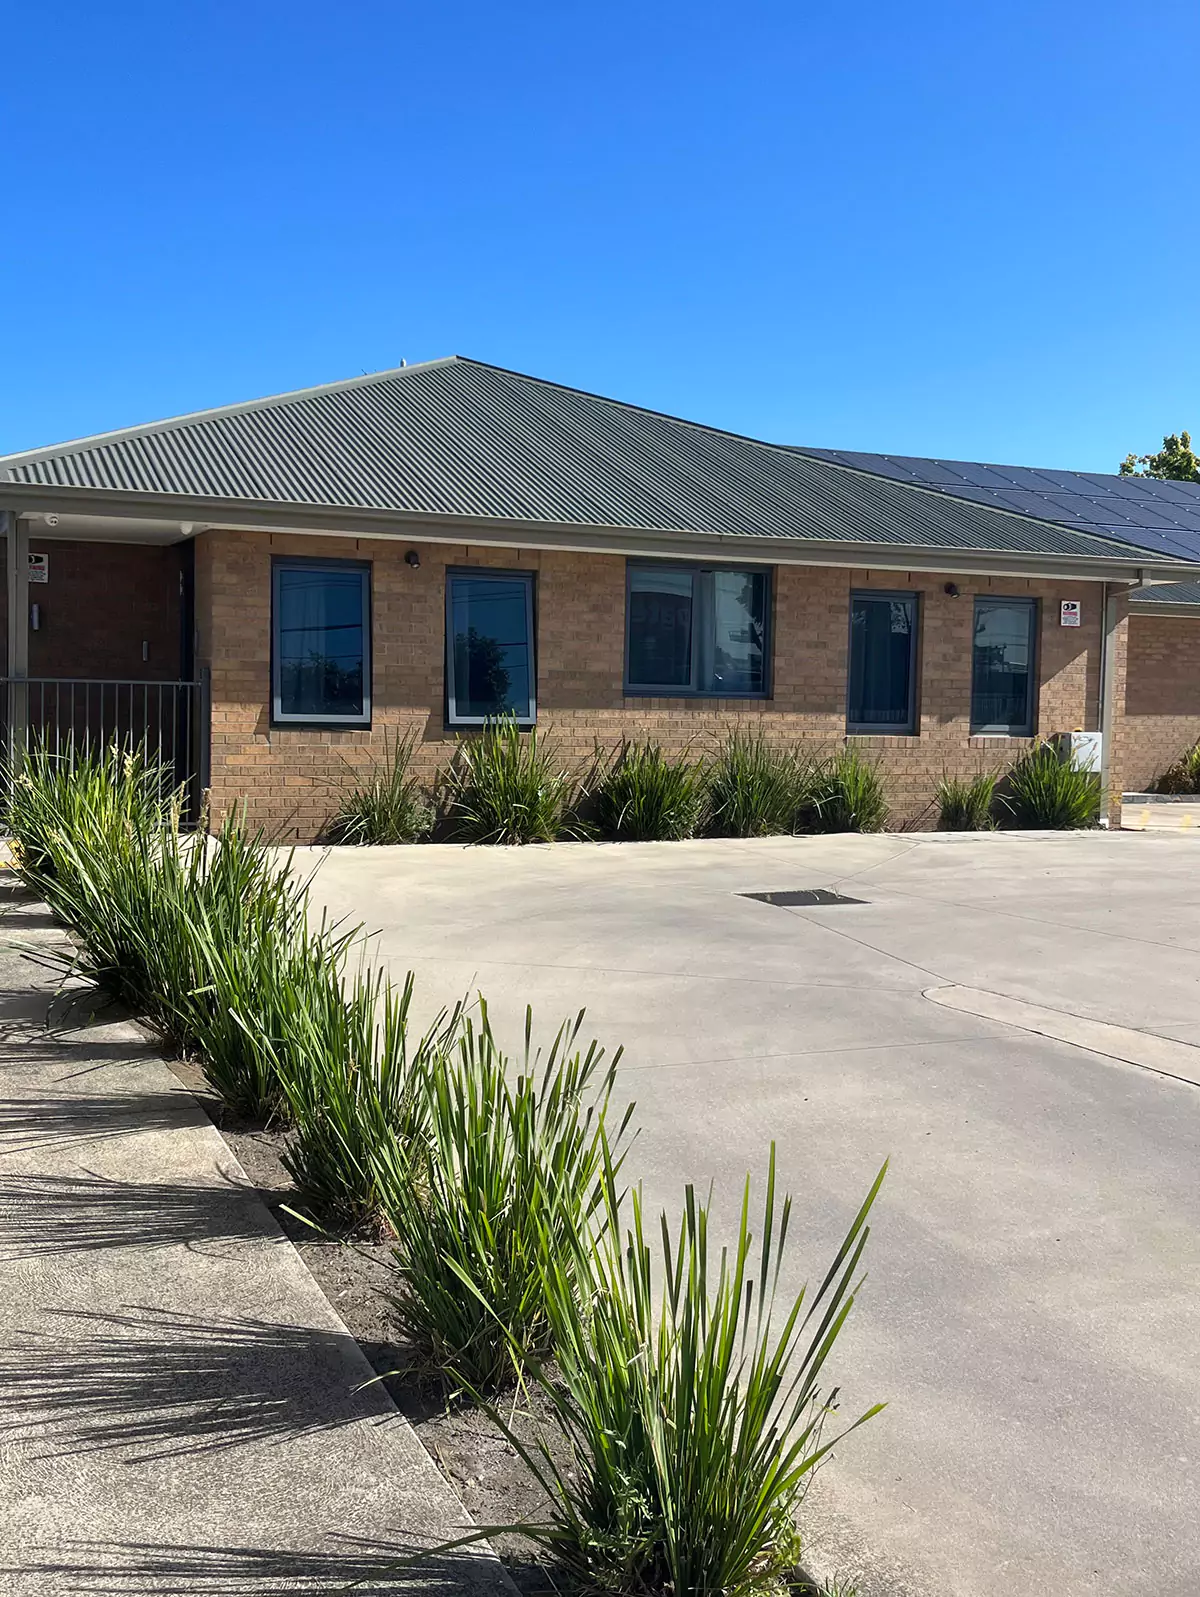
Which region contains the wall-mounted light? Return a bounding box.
[943,582,960,597]
[405,549,421,569]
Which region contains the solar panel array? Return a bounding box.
[797,447,1200,563]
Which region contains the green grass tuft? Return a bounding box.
[378,1003,632,1391]
[935,770,998,831]
[468,1145,886,1597]
[1153,741,1200,795]
[441,716,579,844]
[805,749,889,834]
[592,740,707,842]
[324,728,433,844]
[1000,742,1101,829]
[705,727,810,837]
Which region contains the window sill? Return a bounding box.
[623,689,770,701]
[846,727,918,738]
[446,719,537,731]
[271,719,372,732]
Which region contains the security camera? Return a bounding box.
[44,514,60,528]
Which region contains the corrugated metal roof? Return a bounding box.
[0,357,1185,564]
[1129,580,1200,609]
[797,445,1200,563]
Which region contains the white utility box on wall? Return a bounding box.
[1058,730,1103,773]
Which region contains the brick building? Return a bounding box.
[2,357,1199,834]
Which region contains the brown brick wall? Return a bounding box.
[0,538,184,679]
[1120,613,1200,790]
[197,527,1114,838]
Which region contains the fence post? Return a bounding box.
[3,513,30,787]
[195,665,212,824]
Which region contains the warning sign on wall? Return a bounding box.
[1060,599,1081,627]
[28,552,48,585]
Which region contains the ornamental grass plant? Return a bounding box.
[262,969,459,1230]
[6,738,175,901]
[461,1146,886,1597]
[441,716,579,844]
[1153,741,1200,795]
[379,1004,632,1392]
[1000,742,1101,830]
[7,739,361,1122]
[806,749,889,834]
[324,728,434,844]
[935,770,998,831]
[592,740,707,842]
[705,727,811,838]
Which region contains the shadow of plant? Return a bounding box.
[0,1171,285,1255]
[0,1306,390,1461]
[0,1087,198,1155]
[5,1538,523,1596]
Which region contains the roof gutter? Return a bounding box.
[2,482,1194,585]
[1127,600,1200,618]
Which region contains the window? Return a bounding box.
[971,597,1037,734]
[272,558,370,725]
[625,563,769,696]
[446,570,536,725]
[847,591,918,733]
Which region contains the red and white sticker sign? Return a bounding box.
[1060,600,1081,627]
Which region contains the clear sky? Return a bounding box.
[3,1,1197,471]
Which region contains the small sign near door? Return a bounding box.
[1060,599,1081,627]
[28,552,48,584]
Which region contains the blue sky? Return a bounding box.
[3,1,1197,469]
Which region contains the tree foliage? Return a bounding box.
[1119,431,1200,482]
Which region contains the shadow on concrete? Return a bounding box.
[0,1172,284,1254]
[0,1088,196,1154]
[0,1306,387,1460]
[0,909,64,932]
[7,1539,523,1595]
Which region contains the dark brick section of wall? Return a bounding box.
[1121,614,1200,790]
[196,527,1121,839]
[0,538,185,680]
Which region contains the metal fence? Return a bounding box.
[1,676,209,819]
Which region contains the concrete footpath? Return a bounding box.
[0,879,504,1597]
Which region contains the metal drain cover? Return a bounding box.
[741,888,866,908]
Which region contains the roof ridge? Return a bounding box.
[0,356,462,470]
[458,356,825,459]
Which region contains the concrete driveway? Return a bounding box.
[305,831,1200,1597]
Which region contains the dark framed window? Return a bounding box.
[971,597,1038,734]
[625,562,770,696]
[272,557,370,726]
[446,570,536,725]
[847,591,918,733]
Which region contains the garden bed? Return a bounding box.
[7,739,866,1597]
[171,1062,838,1597]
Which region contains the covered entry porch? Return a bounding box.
[1,508,208,805]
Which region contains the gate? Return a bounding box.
[2,675,210,820]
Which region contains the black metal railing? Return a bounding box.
[1,675,210,819]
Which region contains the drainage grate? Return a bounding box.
[741,888,866,908]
